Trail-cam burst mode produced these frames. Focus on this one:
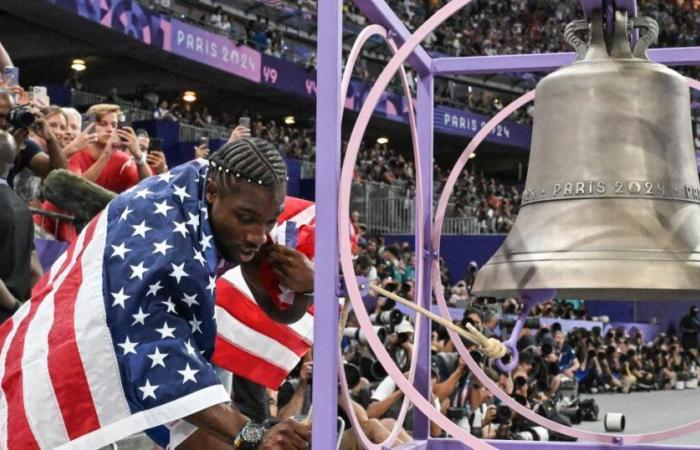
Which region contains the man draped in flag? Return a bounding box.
[0,138,314,450]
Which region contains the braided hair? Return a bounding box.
[208,137,287,190]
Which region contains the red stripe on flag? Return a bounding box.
[212,336,289,389]
[216,280,311,356]
[47,217,101,438]
[276,198,313,224]
[3,299,41,450]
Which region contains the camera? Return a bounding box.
[7,106,35,128]
[343,326,387,345]
[493,405,512,424]
[343,363,361,390]
[370,309,403,326]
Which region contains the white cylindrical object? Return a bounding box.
[530,426,549,441]
[687,378,698,389]
[675,380,686,390]
[604,413,625,432]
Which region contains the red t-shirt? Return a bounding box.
[35,148,139,241]
[68,148,139,193]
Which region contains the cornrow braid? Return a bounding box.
[208,137,287,187]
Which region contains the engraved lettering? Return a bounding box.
[596,181,606,194]
[575,182,585,195]
[686,185,693,199]
[628,181,641,194]
[552,184,562,197]
[563,183,573,196]
[644,182,654,195]
[657,182,665,196]
[588,180,594,194]
[615,181,624,194]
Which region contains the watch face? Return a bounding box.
[242,423,264,443]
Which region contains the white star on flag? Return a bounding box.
[181,293,199,307]
[178,364,199,384]
[129,262,149,280]
[153,239,173,256]
[201,206,208,219]
[200,234,213,251]
[207,276,216,295]
[111,243,130,260]
[170,263,189,283]
[155,321,176,339]
[134,188,152,199]
[193,250,206,266]
[186,212,200,231]
[153,200,174,217]
[147,347,169,368]
[111,288,130,308]
[189,316,203,334]
[139,379,159,400]
[173,184,191,202]
[131,307,150,326]
[119,206,133,222]
[158,172,174,183]
[162,297,177,314]
[147,281,163,297]
[118,336,138,355]
[131,220,152,239]
[173,220,189,238]
[184,339,196,356]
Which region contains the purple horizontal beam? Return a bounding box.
[425,439,698,450]
[580,0,638,16]
[353,0,432,76]
[432,47,700,75]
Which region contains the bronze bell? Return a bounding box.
[472,10,700,301]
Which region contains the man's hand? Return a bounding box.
[260,419,310,450]
[299,361,313,385]
[267,245,314,293]
[9,127,28,151]
[31,117,58,144]
[194,143,209,159]
[147,150,168,174]
[116,126,142,159]
[228,125,251,143]
[481,405,497,426]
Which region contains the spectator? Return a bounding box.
[679,306,699,353]
[0,130,40,324]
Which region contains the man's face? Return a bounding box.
[46,113,67,143]
[95,112,118,145]
[206,177,285,264]
[554,331,565,349]
[63,115,80,146]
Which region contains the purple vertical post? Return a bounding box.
[312,0,341,448]
[412,73,434,440]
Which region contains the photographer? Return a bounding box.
[0,89,66,188]
[385,319,413,372]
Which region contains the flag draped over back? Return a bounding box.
[0,161,230,449]
[212,197,316,389]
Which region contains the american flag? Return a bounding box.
[0,160,230,449]
[212,197,316,389]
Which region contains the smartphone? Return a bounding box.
[3,67,18,87]
[198,136,209,147]
[239,116,251,128]
[29,86,49,108]
[148,137,163,152]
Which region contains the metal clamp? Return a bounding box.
[631,16,659,60]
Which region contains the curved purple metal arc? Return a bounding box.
[337,0,499,448]
[336,23,422,450]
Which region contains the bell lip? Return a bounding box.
[473,258,700,301]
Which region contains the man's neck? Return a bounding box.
[88,143,105,160]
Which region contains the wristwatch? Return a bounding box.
[233,421,265,449]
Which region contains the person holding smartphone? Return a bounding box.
[195,135,210,159]
[146,137,169,175]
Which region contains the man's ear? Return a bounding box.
[205,176,218,204]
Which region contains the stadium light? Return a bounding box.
[182,91,197,103]
[376,137,389,145]
[284,116,296,125]
[71,59,86,72]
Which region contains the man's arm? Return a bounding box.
[28,120,67,177]
[0,42,13,69]
[0,278,19,311]
[366,389,403,419]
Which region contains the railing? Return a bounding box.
[71,90,106,107]
[179,123,230,142]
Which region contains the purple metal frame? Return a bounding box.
[312,0,700,448]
